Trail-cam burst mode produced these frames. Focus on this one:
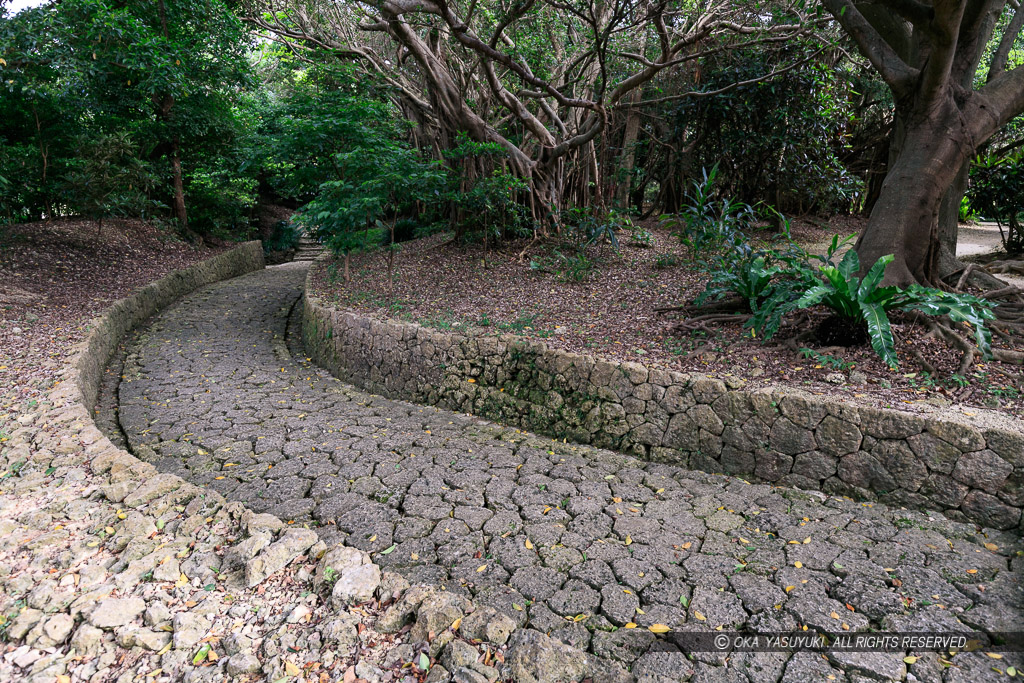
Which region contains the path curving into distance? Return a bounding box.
[103,263,1023,681]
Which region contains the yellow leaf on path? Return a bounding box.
[648,624,671,633]
[794,561,803,569]
[986,653,1004,659]
[984,543,998,551]
[369,534,377,542]
[623,589,632,594]
[206,649,218,662]
[693,611,706,621]
[86,541,99,547]
[625,535,632,546]
[624,622,637,629]
[175,573,189,588]
[476,564,487,573]
[681,542,692,550]
[410,553,419,560]
[105,526,115,534]
[451,617,462,631]
[285,661,301,676]
[214,476,225,480]
[785,586,795,593]
[803,537,811,544]
[830,612,840,619]
[966,569,978,574]
[197,449,207,455]
[525,539,534,550]
[573,614,588,622]
[635,608,645,615]
[904,656,919,664]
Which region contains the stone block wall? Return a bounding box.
[303,270,1024,531]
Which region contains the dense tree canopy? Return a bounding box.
[1,0,1022,270]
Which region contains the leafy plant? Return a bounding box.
[660,164,758,254]
[695,246,784,312]
[967,153,1023,253]
[792,250,995,368]
[798,348,855,371]
[628,226,655,247]
[561,207,623,253]
[530,249,597,282]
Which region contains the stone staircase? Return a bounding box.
[293,231,326,262]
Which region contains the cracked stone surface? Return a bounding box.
[103,264,1024,679]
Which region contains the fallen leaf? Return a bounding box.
[794,561,803,569]
[476,564,487,573]
[648,624,671,633]
[525,539,534,550]
[624,622,637,629]
[693,611,706,621]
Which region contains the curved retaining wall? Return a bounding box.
[303,265,1024,531]
[71,242,266,413]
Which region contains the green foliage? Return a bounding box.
[695,246,784,312]
[798,348,855,371]
[185,168,257,239]
[792,250,994,368]
[444,133,532,241]
[628,226,655,248]
[666,48,863,214]
[262,220,300,255]
[560,207,626,252]
[0,0,253,234]
[61,132,158,226]
[660,165,759,254]
[530,249,597,282]
[967,154,1024,253]
[300,140,448,256]
[692,225,995,368]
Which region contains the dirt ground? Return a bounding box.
[311,217,1024,420]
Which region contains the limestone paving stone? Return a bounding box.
[91,264,1024,679]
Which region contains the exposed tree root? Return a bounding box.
[656,296,747,316]
[923,318,978,376]
[986,259,1024,275]
[909,346,937,376]
[670,313,751,336]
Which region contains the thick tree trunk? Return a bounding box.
[855,97,973,286]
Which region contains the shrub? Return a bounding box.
[660,164,759,254]
[791,249,994,368]
[967,154,1023,253]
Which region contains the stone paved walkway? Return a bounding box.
[105,264,1024,681]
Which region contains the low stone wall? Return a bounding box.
[73,241,266,413]
[303,267,1024,531]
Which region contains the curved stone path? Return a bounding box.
[104,264,1024,681]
